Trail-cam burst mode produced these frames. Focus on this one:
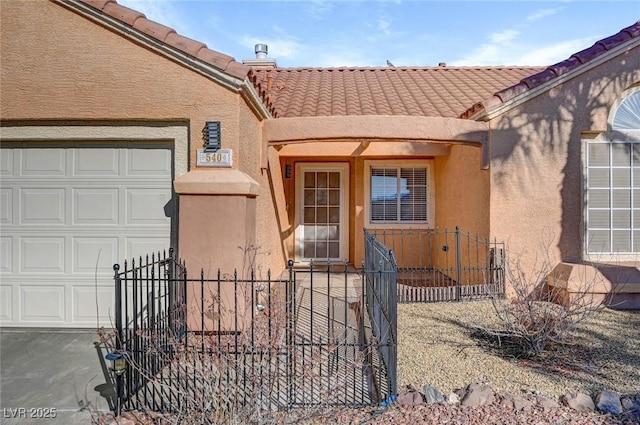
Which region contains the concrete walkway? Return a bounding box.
[0,329,113,425]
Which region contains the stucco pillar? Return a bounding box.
[174,169,259,331]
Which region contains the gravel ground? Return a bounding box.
[270,301,640,424]
[397,300,640,399]
[105,301,640,424]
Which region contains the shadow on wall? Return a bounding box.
[486,63,639,264]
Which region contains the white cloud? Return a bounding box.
[452,34,598,67]
[490,30,519,44]
[377,17,393,37]
[517,37,598,65]
[526,8,562,22]
[240,36,305,60]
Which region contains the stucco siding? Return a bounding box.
[1,0,247,169]
[434,144,489,237]
[238,99,284,274]
[489,44,640,276]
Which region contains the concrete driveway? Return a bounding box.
[1,329,114,425]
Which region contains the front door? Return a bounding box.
[296,163,349,262]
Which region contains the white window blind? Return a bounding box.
[370,167,428,223]
[586,141,640,253]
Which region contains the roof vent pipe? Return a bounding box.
[255,44,268,59]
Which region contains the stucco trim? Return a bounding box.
[274,141,452,157]
[0,123,189,178]
[265,116,489,168]
[174,170,260,196]
[264,116,487,144]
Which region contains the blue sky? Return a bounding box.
[117,0,639,68]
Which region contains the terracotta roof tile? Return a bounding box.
[132,18,175,41]
[165,33,207,58]
[250,66,542,118]
[462,20,640,119]
[102,2,143,26]
[73,0,250,80]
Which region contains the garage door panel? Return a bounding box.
[0,149,12,175]
[128,149,171,176]
[21,188,66,224]
[73,148,120,176]
[20,237,65,273]
[0,236,12,273]
[1,145,172,327]
[0,188,12,224]
[127,188,171,224]
[73,237,119,274]
[73,286,113,325]
[22,148,66,176]
[0,286,12,322]
[21,285,65,323]
[73,188,119,224]
[126,237,170,261]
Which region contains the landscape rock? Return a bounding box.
[498,391,514,409]
[498,391,533,411]
[621,396,640,411]
[396,391,424,406]
[446,392,460,405]
[561,392,595,412]
[595,390,623,414]
[460,383,494,407]
[423,384,445,405]
[536,395,561,410]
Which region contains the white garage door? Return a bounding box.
[0,144,173,328]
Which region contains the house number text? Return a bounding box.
[196,149,233,167]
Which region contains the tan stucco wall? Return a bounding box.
[489,44,640,279]
[238,100,285,275]
[0,0,272,277]
[435,144,489,236]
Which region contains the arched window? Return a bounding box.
[585,87,640,255]
[612,90,640,130]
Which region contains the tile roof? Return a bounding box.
[249,66,543,118]
[74,0,251,80]
[462,20,640,119]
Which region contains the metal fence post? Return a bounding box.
[286,259,294,409]
[113,263,123,416]
[455,226,462,301]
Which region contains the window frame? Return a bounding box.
[583,87,640,259]
[364,159,435,229]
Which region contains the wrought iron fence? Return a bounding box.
[111,254,395,419]
[363,230,398,401]
[367,227,505,302]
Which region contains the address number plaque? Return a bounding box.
[196,149,233,167]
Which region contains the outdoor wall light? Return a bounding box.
[256,303,266,312]
[255,284,265,292]
[202,121,221,152]
[105,351,127,375]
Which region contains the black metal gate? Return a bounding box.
[368,227,505,302]
[363,230,398,402]
[109,252,395,420]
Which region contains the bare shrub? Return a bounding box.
[472,249,613,359]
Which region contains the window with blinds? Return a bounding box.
[370,166,428,223]
[586,141,640,253]
[585,89,640,254]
